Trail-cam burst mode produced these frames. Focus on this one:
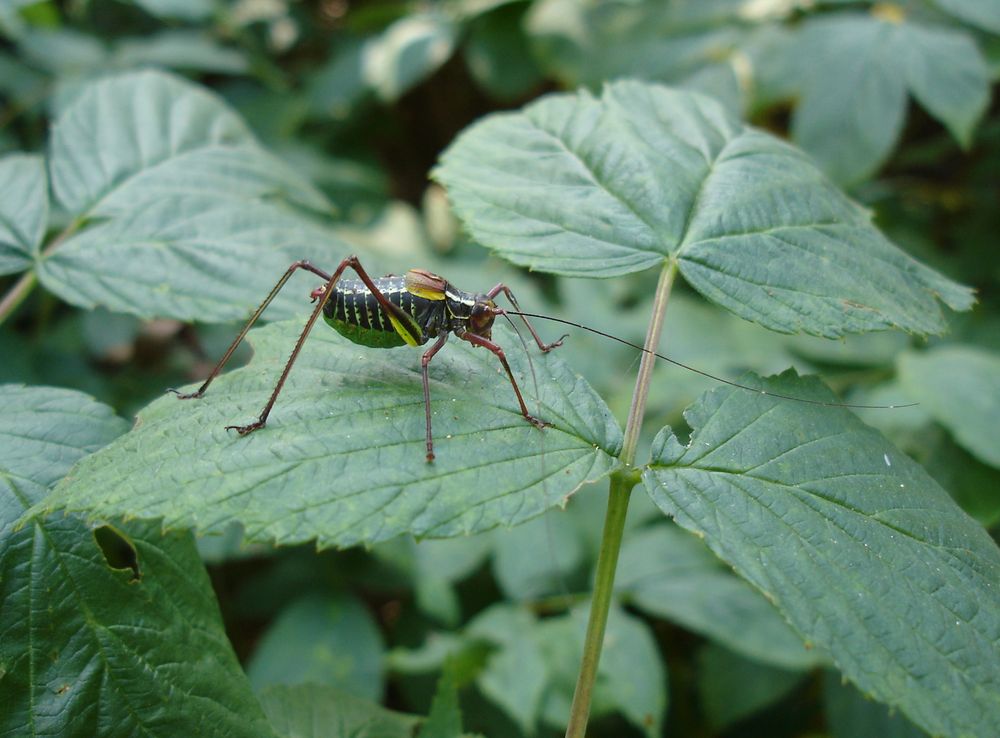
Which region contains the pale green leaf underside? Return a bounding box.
[42,322,622,548]
[792,16,988,184]
[643,372,1000,738]
[37,196,353,322]
[0,385,272,738]
[48,69,329,218]
[898,346,1000,469]
[363,13,458,102]
[435,80,972,338]
[0,154,47,276]
[40,70,345,322]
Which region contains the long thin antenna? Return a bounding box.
[501,310,918,411]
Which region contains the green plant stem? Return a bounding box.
[564,259,677,738]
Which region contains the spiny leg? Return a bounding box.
[189,255,415,436]
[420,334,449,462]
[486,283,568,352]
[170,260,332,400]
[460,331,548,430]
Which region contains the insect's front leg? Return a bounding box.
[459,330,549,430]
[486,283,568,352]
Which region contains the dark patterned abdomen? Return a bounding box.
[322,277,443,348]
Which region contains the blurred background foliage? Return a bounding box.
[1,0,997,736]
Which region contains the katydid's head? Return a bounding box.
[469,296,497,338]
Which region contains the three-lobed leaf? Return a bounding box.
[791,13,989,184]
[38,70,344,322]
[435,80,973,338]
[41,321,622,548]
[643,371,1000,738]
[0,385,273,738]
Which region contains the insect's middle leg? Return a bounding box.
[420,334,449,463]
[460,331,548,430]
[486,283,568,352]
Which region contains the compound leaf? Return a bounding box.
[38,70,346,322]
[49,70,328,218]
[791,13,988,184]
[643,371,1000,738]
[435,80,971,337]
[40,322,622,548]
[38,196,352,322]
[0,385,272,738]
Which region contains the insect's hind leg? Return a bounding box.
[206,255,421,437]
[486,283,567,352]
[222,255,394,435]
[170,260,333,400]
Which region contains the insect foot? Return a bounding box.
[168,388,204,400]
[525,415,551,430]
[225,421,266,436]
[541,333,570,352]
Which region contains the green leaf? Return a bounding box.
[48,70,328,218]
[643,371,1000,738]
[246,593,384,700]
[464,3,543,101]
[40,321,622,548]
[531,605,666,735]
[594,605,667,737]
[491,510,585,601]
[38,196,352,322]
[259,684,419,738]
[895,22,989,149]
[0,385,272,738]
[823,672,929,738]
[930,0,1000,34]
[420,666,464,738]
[435,80,972,337]
[112,30,249,75]
[469,607,548,733]
[617,523,824,669]
[791,14,989,184]
[698,644,806,732]
[525,0,744,88]
[363,13,458,102]
[17,28,107,74]
[914,429,1000,528]
[898,346,1000,469]
[0,153,47,275]
[790,15,906,186]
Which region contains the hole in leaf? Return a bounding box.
[93,525,141,582]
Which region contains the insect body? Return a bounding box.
[172,256,563,462]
